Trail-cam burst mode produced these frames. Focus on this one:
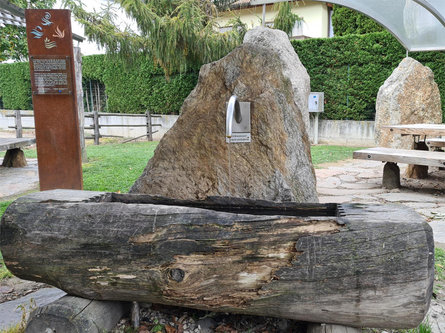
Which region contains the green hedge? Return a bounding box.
[331,5,384,36]
[1,32,444,120]
[0,55,198,115]
[82,55,198,114]
[0,62,31,110]
[292,32,445,121]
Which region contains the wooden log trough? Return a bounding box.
[0,190,434,328]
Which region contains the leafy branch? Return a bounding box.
[63,0,246,76]
[273,1,303,37]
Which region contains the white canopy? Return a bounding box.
[250,0,445,52]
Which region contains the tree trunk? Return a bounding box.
[0,190,434,329]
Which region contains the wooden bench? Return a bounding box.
[426,137,445,149]
[353,147,445,189]
[0,138,36,167]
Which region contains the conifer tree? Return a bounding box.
[63,0,246,75]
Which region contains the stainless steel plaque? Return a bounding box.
[226,133,251,143]
[30,55,72,95]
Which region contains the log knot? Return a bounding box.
[169,268,185,282]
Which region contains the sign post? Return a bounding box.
[308,92,324,145]
[25,9,83,190]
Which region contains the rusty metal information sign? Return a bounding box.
[26,9,83,191]
[30,55,73,95]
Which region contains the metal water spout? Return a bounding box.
[226,95,242,139]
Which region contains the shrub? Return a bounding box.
[1,32,444,121]
[331,5,384,36]
[82,54,198,114]
[0,62,32,110]
[292,32,445,121]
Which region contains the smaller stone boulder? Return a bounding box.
[375,57,442,149]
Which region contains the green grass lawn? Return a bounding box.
[82,141,157,192]
[0,141,157,193]
[0,143,363,198]
[310,145,364,167]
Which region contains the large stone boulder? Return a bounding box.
[375,57,442,149]
[244,27,311,132]
[130,28,318,202]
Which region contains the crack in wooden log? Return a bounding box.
[159,219,341,308]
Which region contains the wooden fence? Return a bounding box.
[5,110,161,145]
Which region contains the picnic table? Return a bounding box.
[383,123,445,137]
[353,123,445,188]
[0,137,36,167]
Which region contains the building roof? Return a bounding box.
[0,0,25,27]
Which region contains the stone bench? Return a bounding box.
[0,138,36,167]
[353,147,445,189]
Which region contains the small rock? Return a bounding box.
[196,317,217,333]
[277,318,290,331]
[140,302,152,308]
[0,286,13,294]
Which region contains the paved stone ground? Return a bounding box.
[0,130,38,200]
[0,288,65,330]
[0,159,39,200]
[316,159,445,333]
[315,159,445,250]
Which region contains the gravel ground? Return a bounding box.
[112,303,307,333]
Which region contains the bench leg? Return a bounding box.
[1,148,27,168]
[382,162,400,189]
[405,141,429,179]
[406,165,429,179]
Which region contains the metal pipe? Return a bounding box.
[262,4,266,27]
[226,95,240,139]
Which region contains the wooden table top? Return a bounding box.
[0,137,36,151]
[383,123,445,137]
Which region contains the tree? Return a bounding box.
[332,5,383,36]
[273,1,303,37]
[63,0,247,76]
[0,0,56,62]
